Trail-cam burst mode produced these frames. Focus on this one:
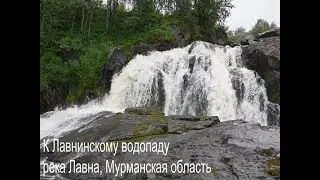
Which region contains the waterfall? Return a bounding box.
[40,41,271,141]
[103,41,269,125]
[40,41,276,179]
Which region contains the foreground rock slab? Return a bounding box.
[41,107,280,180]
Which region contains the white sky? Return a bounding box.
[225,0,280,31]
[102,0,280,31]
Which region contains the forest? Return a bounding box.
[40,0,277,112]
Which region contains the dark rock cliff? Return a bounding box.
[241,28,280,104]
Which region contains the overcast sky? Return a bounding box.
[102,0,280,31]
[225,0,280,31]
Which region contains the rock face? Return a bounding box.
[240,34,258,45]
[257,28,280,39]
[41,107,280,180]
[241,28,280,104]
[267,103,280,126]
[101,48,129,91]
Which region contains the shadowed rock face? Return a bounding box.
[101,48,129,91]
[240,29,280,126]
[267,103,280,126]
[241,29,280,105]
[41,107,280,180]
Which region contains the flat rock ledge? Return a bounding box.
[40,107,280,180]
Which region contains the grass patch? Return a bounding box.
[259,148,276,157]
[265,156,280,177]
[267,157,280,167]
[266,169,280,177]
[211,167,219,176]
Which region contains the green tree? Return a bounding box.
[228,26,247,43]
[270,21,277,30]
[249,18,270,36]
[40,0,236,110]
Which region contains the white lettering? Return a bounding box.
[42,139,49,152]
[122,142,127,152]
[105,160,115,173]
[52,139,59,152]
[41,162,66,176]
[113,142,119,156]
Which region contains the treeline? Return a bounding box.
[228,18,278,44]
[40,0,234,51]
[40,0,234,112]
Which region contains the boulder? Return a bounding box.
[101,48,128,90]
[257,28,280,39]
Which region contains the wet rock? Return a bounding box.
[267,103,280,126]
[241,28,280,104]
[124,107,164,116]
[265,70,280,104]
[167,115,219,134]
[188,41,198,54]
[150,72,166,111]
[101,48,128,90]
[189,55,196,73]
[43,109,167,162]
[230,69,245,103]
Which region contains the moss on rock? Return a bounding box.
[259,148,276,157]
[132,113,168,137]
[125,107,164,116]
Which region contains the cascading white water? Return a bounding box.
[40,100,108,179]
[40,100,106,141]
[103,41,269,125]
[40,41,270,141]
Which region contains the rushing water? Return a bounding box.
[103,41,269,125]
